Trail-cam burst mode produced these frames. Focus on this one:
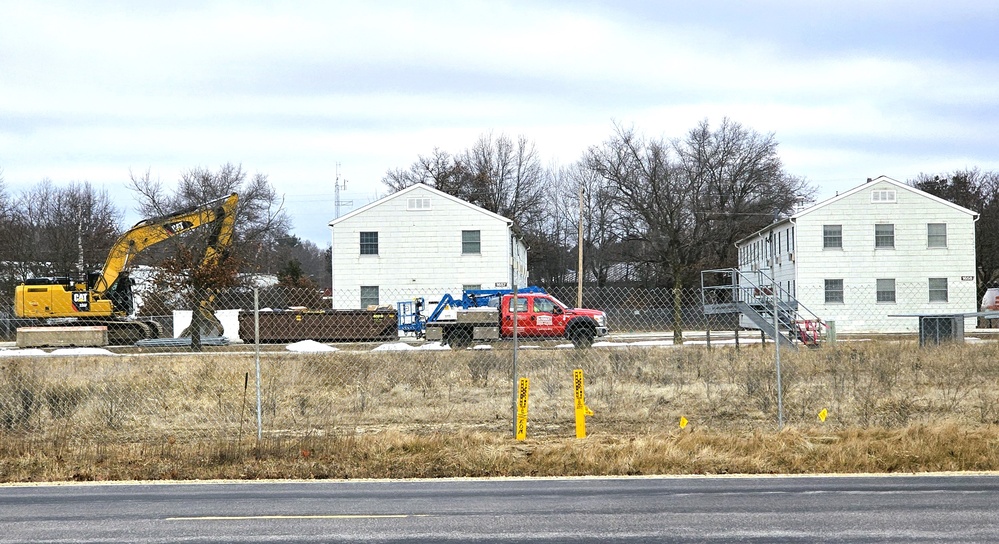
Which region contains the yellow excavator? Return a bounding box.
[14,193,239,345]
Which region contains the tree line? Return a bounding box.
[0,165,330,311]
[385,118,815,293]
[2,118,996,315]
[385,119,999,306]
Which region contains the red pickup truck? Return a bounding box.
[424,292,609,348]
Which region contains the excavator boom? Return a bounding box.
[94,193,239,295]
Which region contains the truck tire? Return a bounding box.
[447,327,473,349]
[570,327,594,349]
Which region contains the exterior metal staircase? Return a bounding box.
[701,268,826,350]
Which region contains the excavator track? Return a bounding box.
[102,320,157,346]
[35,319,161,346]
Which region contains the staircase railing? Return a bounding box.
[701,268,826,349]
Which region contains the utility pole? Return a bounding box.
[577,183,584,308]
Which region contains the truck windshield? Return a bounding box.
[534,297,555,313]
[550,296,570,310]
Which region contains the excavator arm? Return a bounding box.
[93,193,239,295]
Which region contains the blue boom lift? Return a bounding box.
[397,286,546,338]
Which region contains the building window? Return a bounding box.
[875,224,894,249]
[929,278,948,302]
[462,230,481,254]
[360,286,379,308]
[823,225,842,249]
[871,189,897,203]
[876,279,896,303]
[359,232,378,255]
[408,197,431,210]
[927,223,947,248]
[824,279,844,303]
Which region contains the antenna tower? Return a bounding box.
[334,163,353,219]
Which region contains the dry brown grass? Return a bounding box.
[2,339,999,482]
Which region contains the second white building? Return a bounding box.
[736,176,979,333]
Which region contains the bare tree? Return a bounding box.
[587,120,813,341]
[382,148,468,195]
[525,164,575,286]
[586,123,697,323]
[541,162,626,288]
[0,170,15,295]
[459,133,547,228]
[0,169,10,222]
[382,133,547,229]
[3,180,122,285]
[678,118,814,268]
[128,163,292,276]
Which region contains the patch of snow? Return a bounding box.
[0,348,49,357]
[622,340,684,347]
[372,342,417,351]
[49,347,117,356]
[471,344,493,350]
[419,342,451,351]
[286,340,339,353]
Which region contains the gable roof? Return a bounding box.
[736,175,980,246]
[792,175,980,220]
[328,183,514,228]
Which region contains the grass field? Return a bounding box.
[2,339,998,481]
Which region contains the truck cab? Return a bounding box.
[414,288,609,349]
[499,293,608,347]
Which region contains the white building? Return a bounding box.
[328,184,528,309]
[736,176,979,333]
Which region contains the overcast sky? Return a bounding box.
[2,1,997,246]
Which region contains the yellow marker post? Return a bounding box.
[516,377,530,440]
[573,369,593,438]
[679,416,688,429]
[818,408,828,422]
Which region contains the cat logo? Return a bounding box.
[72,291,90,311]
[164,220,194,234]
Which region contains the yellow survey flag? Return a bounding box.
[818,408,828,422]
[679,416,688,429]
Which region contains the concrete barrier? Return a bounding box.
[16,326,109,348]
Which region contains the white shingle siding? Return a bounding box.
[736,176,979,333]
[329,184,528,309]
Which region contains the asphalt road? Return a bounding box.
[2,474,998,543]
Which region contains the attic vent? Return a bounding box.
[408,197,431,210]
[871,189,896,203]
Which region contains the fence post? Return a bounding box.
[254,288,262,441]
[511,284,519,438]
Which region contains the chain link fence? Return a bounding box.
[1,284,998,450]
